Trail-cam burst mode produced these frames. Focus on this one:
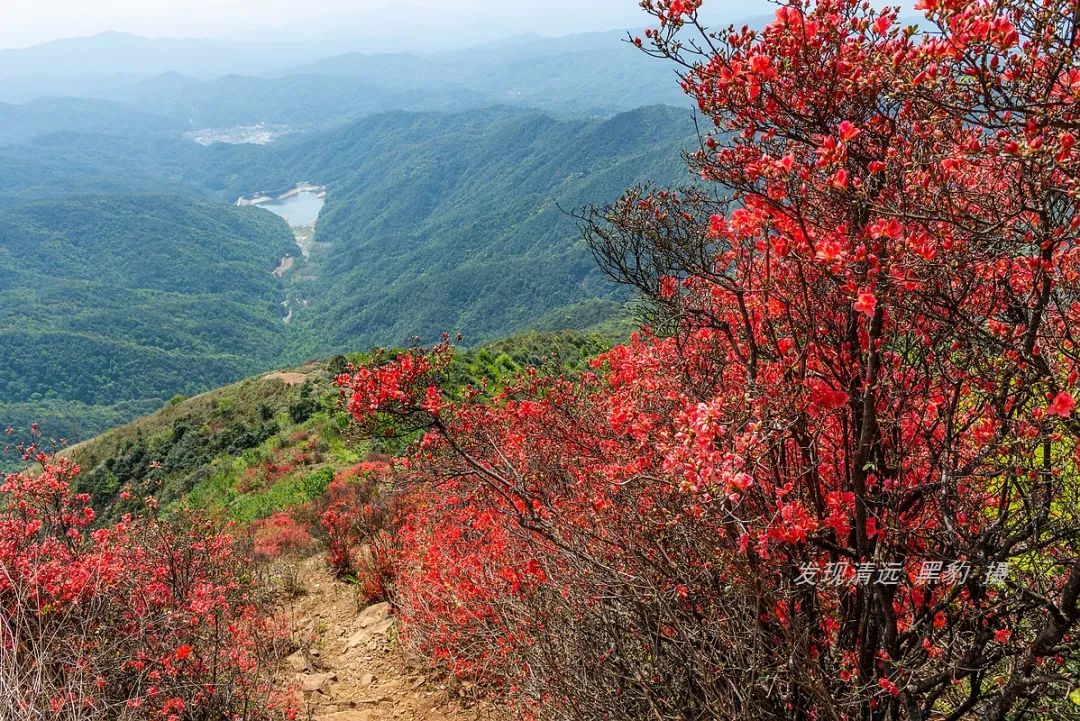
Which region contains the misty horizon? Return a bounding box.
[0,0,775,51]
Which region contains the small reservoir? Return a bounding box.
[238,183,326,228]
[259,191,325,227]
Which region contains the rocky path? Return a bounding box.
[282,559,490,721]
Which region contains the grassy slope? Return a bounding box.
[66,328,623,519]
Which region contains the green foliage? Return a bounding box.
[0,195,297,441]
[0,133,205,208]
[447,329,615,392]
[203,464,334,524]
[69,365,328,513]
[0,105,692,444]
[65,330,617,514]
[288,382,321,424]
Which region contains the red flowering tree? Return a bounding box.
[337,1,1080,719]
[0,454,297,720]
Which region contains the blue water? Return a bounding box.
[259,191,325,227]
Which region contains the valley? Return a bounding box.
[239,183,327,225]
[242,183,327,257]
[242,183,329,323]
[0,102,695,447]
[0,84,696,447]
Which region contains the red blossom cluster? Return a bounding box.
[0,457,298,720]
[337,1,1080,719]
[317,462,396,604]
[250,510,315,562]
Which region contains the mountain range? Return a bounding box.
[0,30,687,127]
[0,18,704,450]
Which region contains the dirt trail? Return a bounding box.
[283,558,490,721]
[274,256,295,277]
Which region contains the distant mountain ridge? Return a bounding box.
[0,30,433,84]
[0,24,640,100]
[0,30,688,129]
[0,96,185,145]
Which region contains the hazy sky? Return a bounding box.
[0,0,773,49]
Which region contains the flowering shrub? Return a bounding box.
[251,511,315,562]
[317,462,397,604]
[248,510,316,595]
[337,2,1080,720]
[320,503,356,579]
[0,455,298,720]
[388,479,551,685]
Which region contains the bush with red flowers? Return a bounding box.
[317,462,398,604]
[335,1,1080,719]
[248,510,316,595]
[251,510,316,563]
[0,454,298,720]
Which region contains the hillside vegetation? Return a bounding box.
[66,329,617,521]
[0,195,296,440]
[0,96,186,146]
[0,106,690,443]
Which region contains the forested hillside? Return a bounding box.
[0,96,185,145]
[0,105,693,444]
[222,105,694,351]
[0,195,296,439]
[65,328,616,519]
[0,132,204,207]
